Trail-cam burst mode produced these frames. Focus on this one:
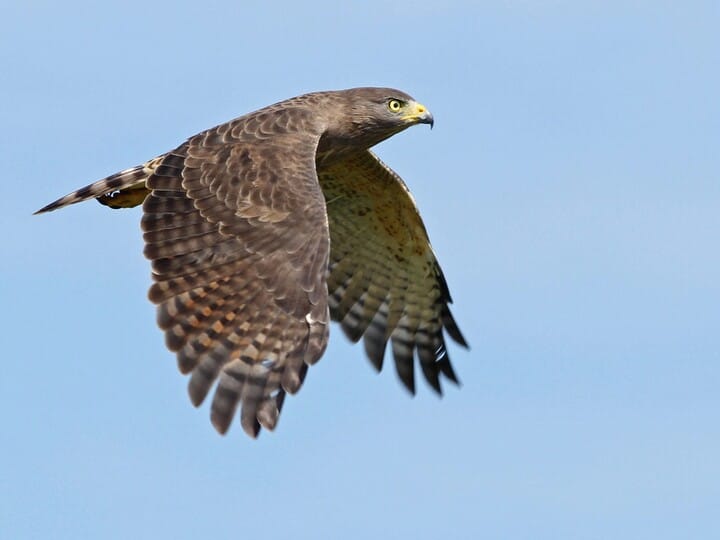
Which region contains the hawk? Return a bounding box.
[36,87,468,437]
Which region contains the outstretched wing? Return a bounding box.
[143,108,330,437]
[318,150,467,394]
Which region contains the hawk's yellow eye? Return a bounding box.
[388,99,402,112]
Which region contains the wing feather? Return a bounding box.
[319,150,467,395]
[142,106,330,437]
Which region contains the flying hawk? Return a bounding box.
[36,87,467,437]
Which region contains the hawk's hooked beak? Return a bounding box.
[403,101,434,129]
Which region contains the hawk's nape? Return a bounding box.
[36,87,468,437]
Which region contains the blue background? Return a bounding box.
[2,1,718,538]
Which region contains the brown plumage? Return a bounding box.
[36,87,467,438]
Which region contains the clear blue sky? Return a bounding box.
[1,1,718,539]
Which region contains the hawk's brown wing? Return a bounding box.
[142,109,330,437]
[318,150,467,394]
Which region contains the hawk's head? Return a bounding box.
[320,87,434,153]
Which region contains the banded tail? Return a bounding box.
[34,156,163,215]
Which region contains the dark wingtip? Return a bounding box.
[442,305,469,349]
[401,379,417,396]
[363,333,387,373]
[246,421,261,439]
[418,348,443,396]
[211,414,232,436]
[426,375,443,396]
[452,328,470,349]
[438,354,461,387]
[341,322,364,344]
[33,203,55,215]
[396,362,416,396]
[392,338,416,395]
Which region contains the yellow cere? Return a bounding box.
[400,101,429,122]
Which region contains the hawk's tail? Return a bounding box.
[34,156,163,215]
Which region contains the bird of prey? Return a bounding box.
[36,87,467,438]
